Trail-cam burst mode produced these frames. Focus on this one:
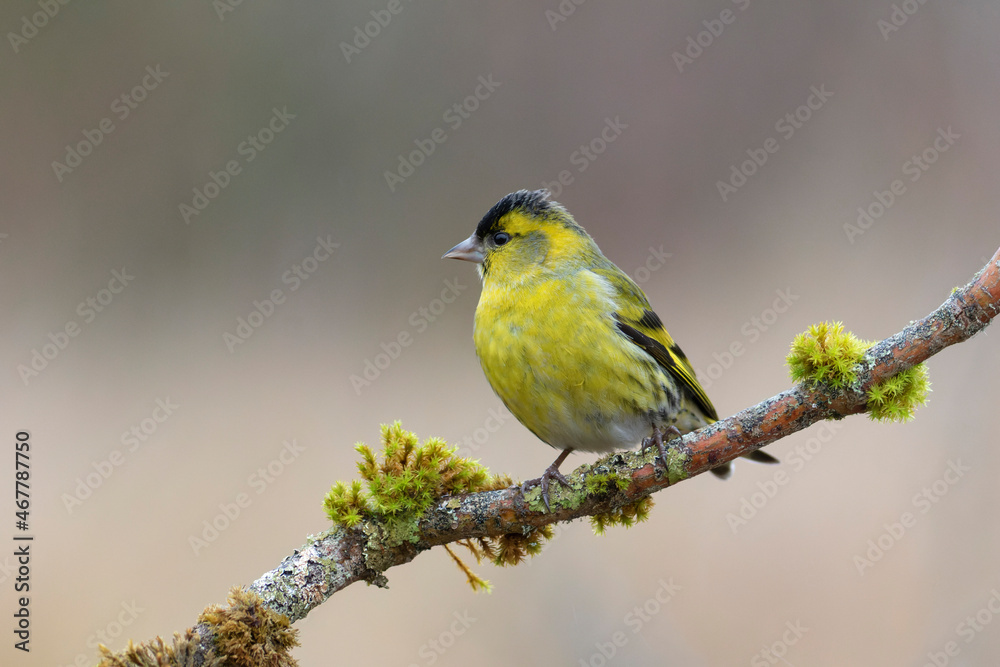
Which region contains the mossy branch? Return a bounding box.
[97,247,1000,666]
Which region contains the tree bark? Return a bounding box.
[114,247,1000,666]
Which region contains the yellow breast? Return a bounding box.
[473,270,680,452]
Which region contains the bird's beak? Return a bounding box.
[442,234,484,264]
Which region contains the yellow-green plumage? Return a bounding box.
[445,190,773,492]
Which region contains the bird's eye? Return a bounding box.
[493,232,511,246]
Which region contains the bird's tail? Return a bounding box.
[710,449,780,479]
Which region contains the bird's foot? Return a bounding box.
[641,424,682,468]
[521,449,572,512]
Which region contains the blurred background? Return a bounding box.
[2,1,999,665]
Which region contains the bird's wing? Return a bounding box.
[592,266,719,422]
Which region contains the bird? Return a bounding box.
[443,189,776,510]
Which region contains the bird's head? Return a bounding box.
[443,190,598,280]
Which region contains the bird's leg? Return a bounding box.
[521,448,573,512]
[641,424,682,468]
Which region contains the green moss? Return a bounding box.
[97,630,220,667]
[591,497,654,535]
[866,363,931,422]
[662,447,691,485]
[323,422,539,591]
[521,476,588,513]
[585,472,630,495]
[443,544,493,592]
[323,480,365,527]
[787,321,931,423]
[323,422,506,529]
[578,455,668,535]
[373,512,421,549]
[456,525,555,569]
[787,321,870,388]
[198,588,299,667]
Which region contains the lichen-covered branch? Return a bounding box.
[98,247,1000,667]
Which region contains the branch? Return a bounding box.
[106,247,1000,666]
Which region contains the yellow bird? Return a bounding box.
[444,190,776,509]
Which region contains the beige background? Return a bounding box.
[2,1,1000,666]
